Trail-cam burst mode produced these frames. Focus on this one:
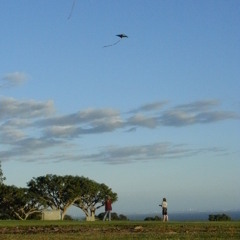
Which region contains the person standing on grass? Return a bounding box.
[159,197,168,222]
[103,196,112,221]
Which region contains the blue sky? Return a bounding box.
[0,0,239,216]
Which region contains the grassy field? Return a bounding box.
[0,220,240,240]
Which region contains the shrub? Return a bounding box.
[64,214,73,220]
[97,212,128,221]
[144,215,162,221]
[208,213,231,221]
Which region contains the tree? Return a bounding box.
[0,185,43,220]
[0,161,6,185]
[28,174,84,220]
[73,181,118,218]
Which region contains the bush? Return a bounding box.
[144,215,162,221]
[208,213,231,221]
[64,214,73,220]
[27,212,42,220]
[97,212,128,221]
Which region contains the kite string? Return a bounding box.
[68,0,76,20]
[103,39,121,48]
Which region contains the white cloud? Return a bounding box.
[1,72,28,88]
[39,108,123,138]
[160,108,239,127]
[45,125,78,138]
[38,108,120,126]
[127,114,158,128]
[160,110,196,126]
[46,143,228,165]
[0,126,26,143]
[174,100,220,112]
[128,101,168,113]
[1,136,65,162]
[0,97,55,119]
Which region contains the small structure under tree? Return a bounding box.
[42,209,62,220]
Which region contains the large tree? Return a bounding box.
[28,174,86,219]
[28,174,118,219]
[73,181,118,218]
[0,185,43,220]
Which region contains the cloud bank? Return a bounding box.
[0,97,238,164]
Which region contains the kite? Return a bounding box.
[68,0,76,20]
[103,34,128,48]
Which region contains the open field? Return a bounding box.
[0,220,240,240]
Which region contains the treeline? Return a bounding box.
[0,173,117,220]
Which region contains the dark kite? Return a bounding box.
[103,34,128,48]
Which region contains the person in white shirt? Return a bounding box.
[159,197,168,221]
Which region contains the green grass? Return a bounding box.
[0,220,240,240]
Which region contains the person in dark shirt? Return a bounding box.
[103,196,112,221]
